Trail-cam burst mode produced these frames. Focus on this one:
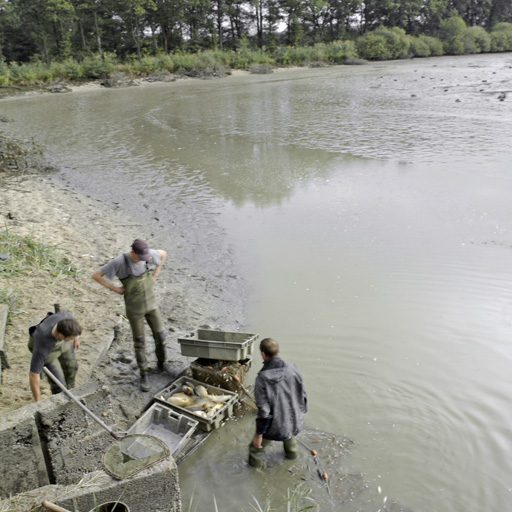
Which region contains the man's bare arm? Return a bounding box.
[153,250,167,281]
[91,269,124,294]
[29,371,41,402]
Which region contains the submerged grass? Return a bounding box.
[183,484,319,512]
[250,484,320,512]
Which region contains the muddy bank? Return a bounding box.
[0,67,257,100]
[0,167,245,424]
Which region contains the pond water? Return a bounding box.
[2,53,512,511]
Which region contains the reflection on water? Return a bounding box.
[1,53,512,512]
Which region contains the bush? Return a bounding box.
[490,22,512,52]
[373,26,411,59]
[438,16,467,55]
[465,26,491,53]
[322,40,357,63]
[274,46,313,66]
[81,55,116,79]
[419,35,444,56]
[155,53,175,72]
[8,63,37,84]
[409,36,431,57]
[132,55,161,75]
[62,59,84,80]
[356,33,391,60]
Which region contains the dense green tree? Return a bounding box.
[183,0,216,50]
[465,25,491,51]
[323,0,361,40]
[449,0,493,26]
[1,0,512,64]
[489,21,512,50]
[373,25,411,58]
[149,0,186,53]
[224,0,248,47]
[112,0,156,60]
[301,0,329,43]
[487,0,512,29]
[356,31,390,59]
[0,0,37,61]
[438,14,466,54]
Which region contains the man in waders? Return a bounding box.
[91,239,167,391]
[249,338,308,468]
[28,311,82,401]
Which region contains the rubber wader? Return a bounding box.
[249,436,299,468]
[121,271,166,385]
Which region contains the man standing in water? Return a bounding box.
[92,239,167,391]
[249,338,308,468]
[28,311,82,401]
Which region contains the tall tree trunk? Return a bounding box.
[257,1,263,47]
[216,0,223,50]
[78,19,87,50]
[151,25,158,53]
[41,33,50,65]
[160,24,169,53]
[133,15,142,62]
[93,10,103,58]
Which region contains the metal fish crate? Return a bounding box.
[154,376,238,432]
[178,329,258,361]
[126,403,198,458]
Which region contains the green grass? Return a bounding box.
[0,229,80,279]
[182,484,319,512]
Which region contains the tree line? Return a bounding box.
[1,0,511,65]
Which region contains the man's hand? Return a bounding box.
[252,434,263,449]
[152,250,167,281]
[73,337,81,351]
[92,269,124,294]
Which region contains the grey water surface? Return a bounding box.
[2,53,512,511]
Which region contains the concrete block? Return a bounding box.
[0,457,181,512]
[0,403,49,498]
[39,380,116,485]
[57,458,181,512]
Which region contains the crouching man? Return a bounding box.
[28,311,82,401]
[249,338,308,468]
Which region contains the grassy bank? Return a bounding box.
[1,20,511,87]
[0,229,80,319]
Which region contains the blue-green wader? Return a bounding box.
[28,338,78,395]
[121,271,166,376]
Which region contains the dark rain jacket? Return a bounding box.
[254,356,308,441]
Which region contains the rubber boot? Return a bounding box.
[134,336,149,372]
[134,336,150,390]
[284,436,299,460]
[154,330,167,371]
[248,438,270,468]
[140,371,150,392]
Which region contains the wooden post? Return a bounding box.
[0,303,9,383]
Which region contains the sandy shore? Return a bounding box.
[0,170,236,419]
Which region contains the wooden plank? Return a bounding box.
[0,303,9,382]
